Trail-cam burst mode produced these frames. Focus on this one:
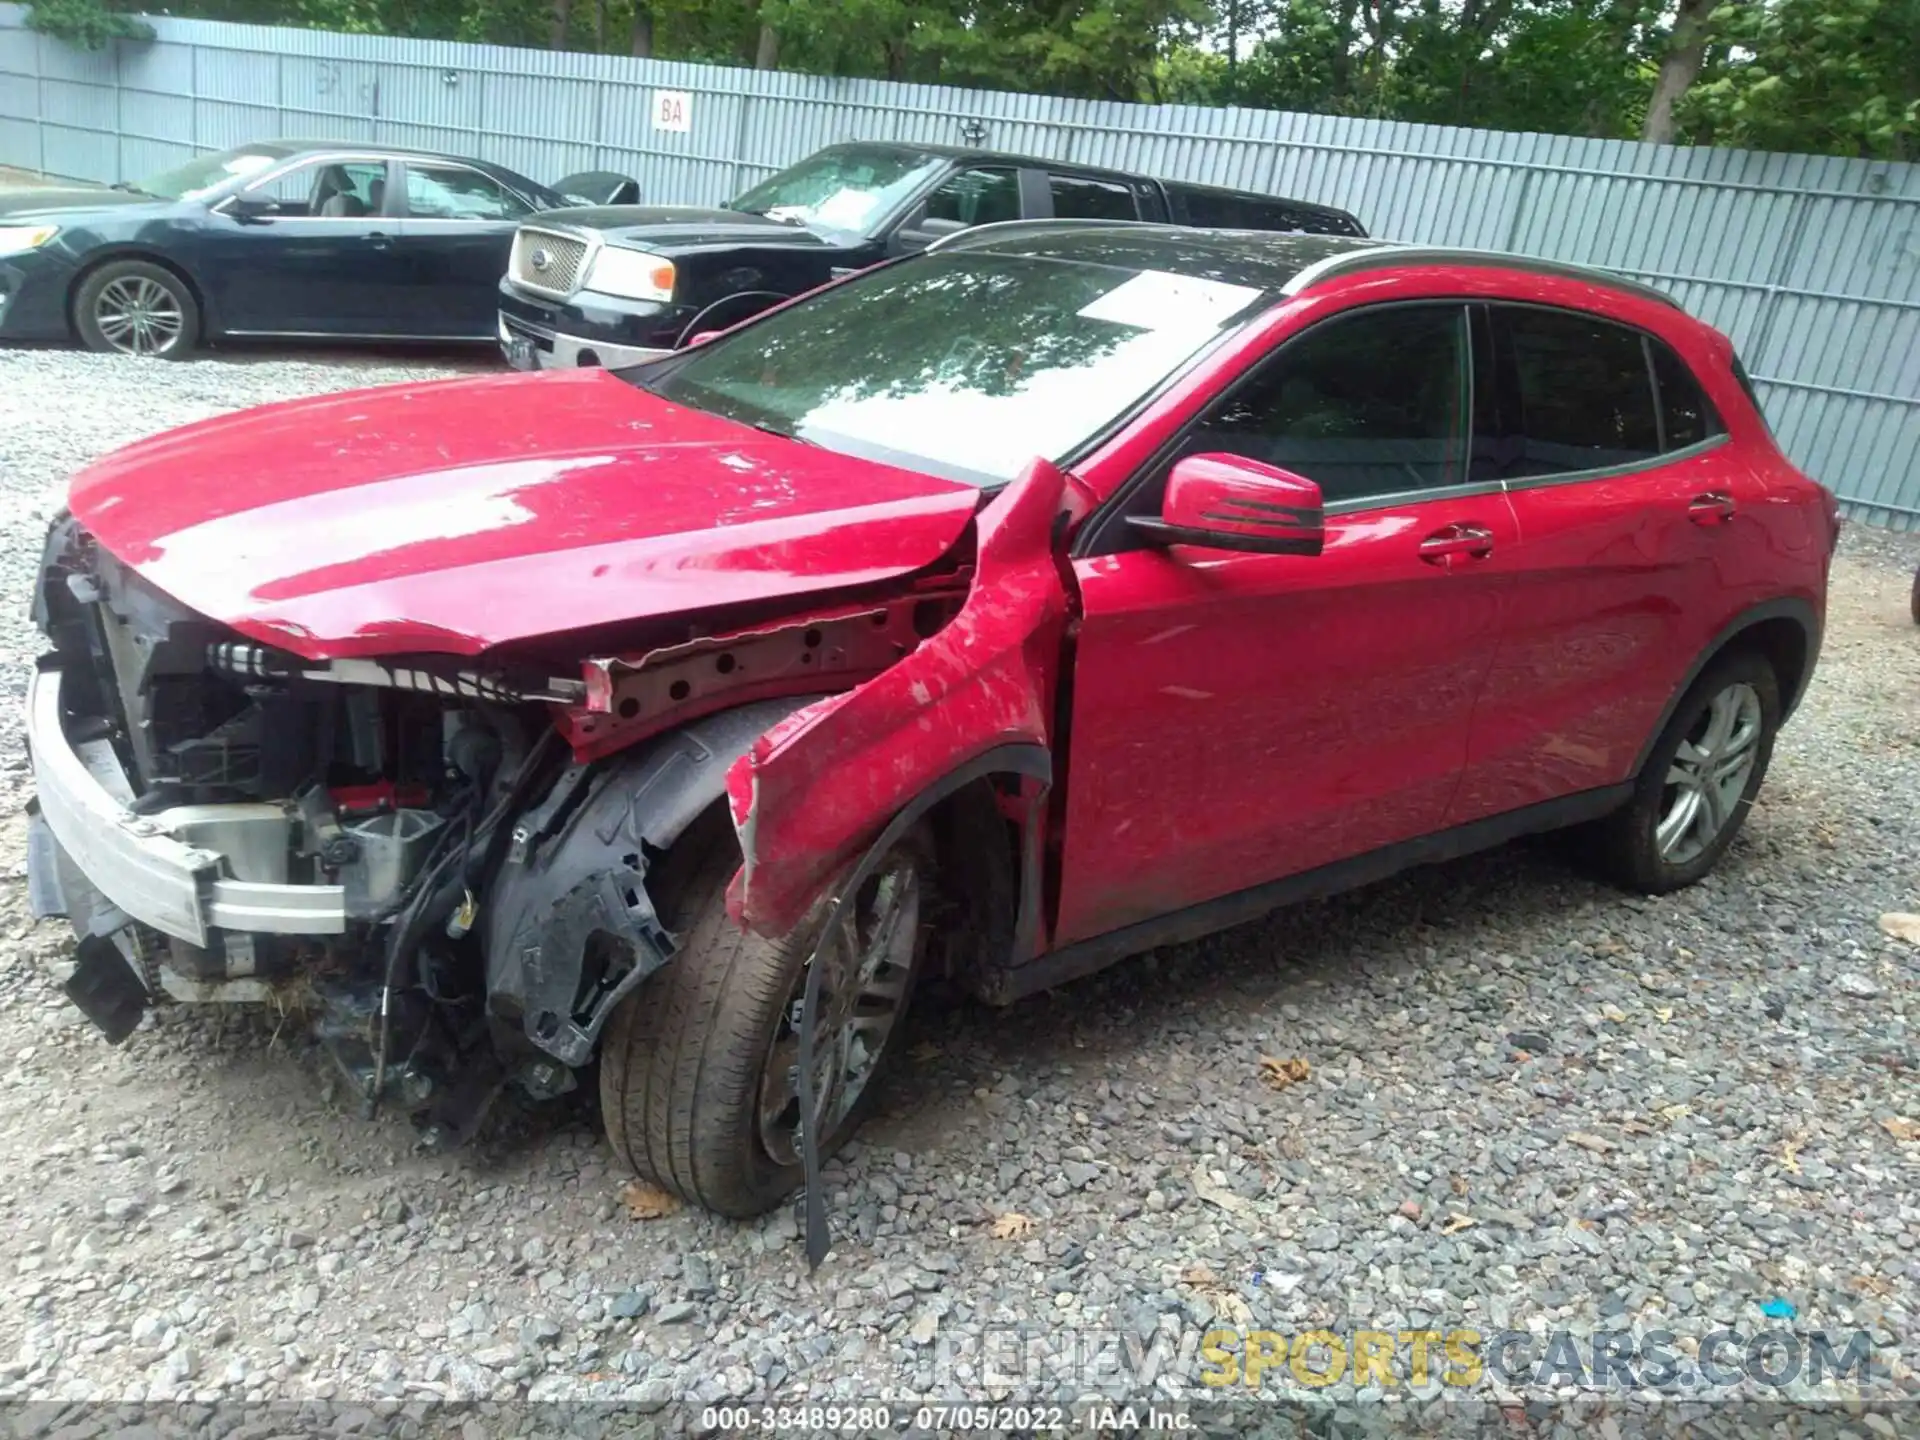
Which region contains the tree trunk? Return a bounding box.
[1642,0,1720,145]
[884,36,907,80]
[754,18,779,69]
[630,1,652,56]
[548,0,572,49]
[1224,0,1239,95]
[1328,0,1358,107]
[594,0,607,50]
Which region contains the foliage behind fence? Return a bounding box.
[2,4,1916,526]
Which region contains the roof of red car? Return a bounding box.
[935,221,1685,317]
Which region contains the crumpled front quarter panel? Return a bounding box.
[724,458,1078,938]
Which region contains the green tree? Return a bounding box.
[140,0,1920,160]
[25,0,154,49]
[1687,0,1920,159]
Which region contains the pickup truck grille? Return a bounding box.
[509,227,591,299]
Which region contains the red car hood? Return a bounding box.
[68,369,983,660]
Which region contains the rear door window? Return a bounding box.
[1048,173,1139,221]
[1495,306,1661,476]
[402,163,533,222]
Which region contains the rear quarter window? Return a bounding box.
[1648,340,1725,450]
[1730,354,1775,435]
[1048,174,1138,221]
[1178,187,1362,237]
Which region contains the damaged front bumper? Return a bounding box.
[25,665,347,948]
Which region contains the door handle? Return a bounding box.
[1418,523,1495,566]
[1689,492,1736,524]
[367,230,393,251]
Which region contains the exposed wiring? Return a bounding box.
[367,729,565,1116]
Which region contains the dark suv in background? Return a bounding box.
[495,141,1366,370]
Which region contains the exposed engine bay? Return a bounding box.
[23,509,977,1151]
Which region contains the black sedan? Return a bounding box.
[0,141,633,357]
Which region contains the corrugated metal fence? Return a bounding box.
[2,4,1917,526]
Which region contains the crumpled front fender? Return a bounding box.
[723,457,1080,940]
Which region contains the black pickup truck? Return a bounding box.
[495,141,1367,370]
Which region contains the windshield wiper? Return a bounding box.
[110,182,158,197]
[739,418,816,445]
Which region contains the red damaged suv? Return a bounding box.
[26,223,1837,1258]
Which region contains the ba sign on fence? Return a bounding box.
[652,90,692,133]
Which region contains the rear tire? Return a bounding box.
[1578,649,1780,894]
[598,808,933,1218]
[73,259,200,358]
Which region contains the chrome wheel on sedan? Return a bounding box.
[93,275,185,356]
[74,259,201,359]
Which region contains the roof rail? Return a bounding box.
[1281,244,1684,310]
[923,217,1166,254]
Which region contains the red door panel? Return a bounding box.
[1450,447,1770,821]
[1053,493,1519,949]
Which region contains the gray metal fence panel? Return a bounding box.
[1,3,1916,527]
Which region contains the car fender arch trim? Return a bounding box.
[1631,595,1822,778]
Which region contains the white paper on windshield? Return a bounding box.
[810,188,872,230]
[1078,270,1264,333]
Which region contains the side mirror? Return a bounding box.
[892,215,966,253]
[1128,453,1325,556]
[222,194,272,223]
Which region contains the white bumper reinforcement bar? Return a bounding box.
[27,668,347,947]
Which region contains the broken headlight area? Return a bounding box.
[26,515,623,1147]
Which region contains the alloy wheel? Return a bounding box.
[1657,681,1764,866]
[93,276,185,356]
[757,852,921,1167]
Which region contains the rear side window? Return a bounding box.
[1183,303,1468,503]
[1049,174,1138,221]
[1731,354,1774,435]
[1498,307,1661,475]
[1173,188,1247,228]
[1171,186,1347,235]
[1649,340,1724,450]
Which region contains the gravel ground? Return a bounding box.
[0,346,1915,1427]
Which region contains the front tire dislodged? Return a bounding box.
[598,808,933,1218]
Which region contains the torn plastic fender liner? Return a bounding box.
[723,456,1079,942]
[482,696,824,1066]
[788,739,1051,1270]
